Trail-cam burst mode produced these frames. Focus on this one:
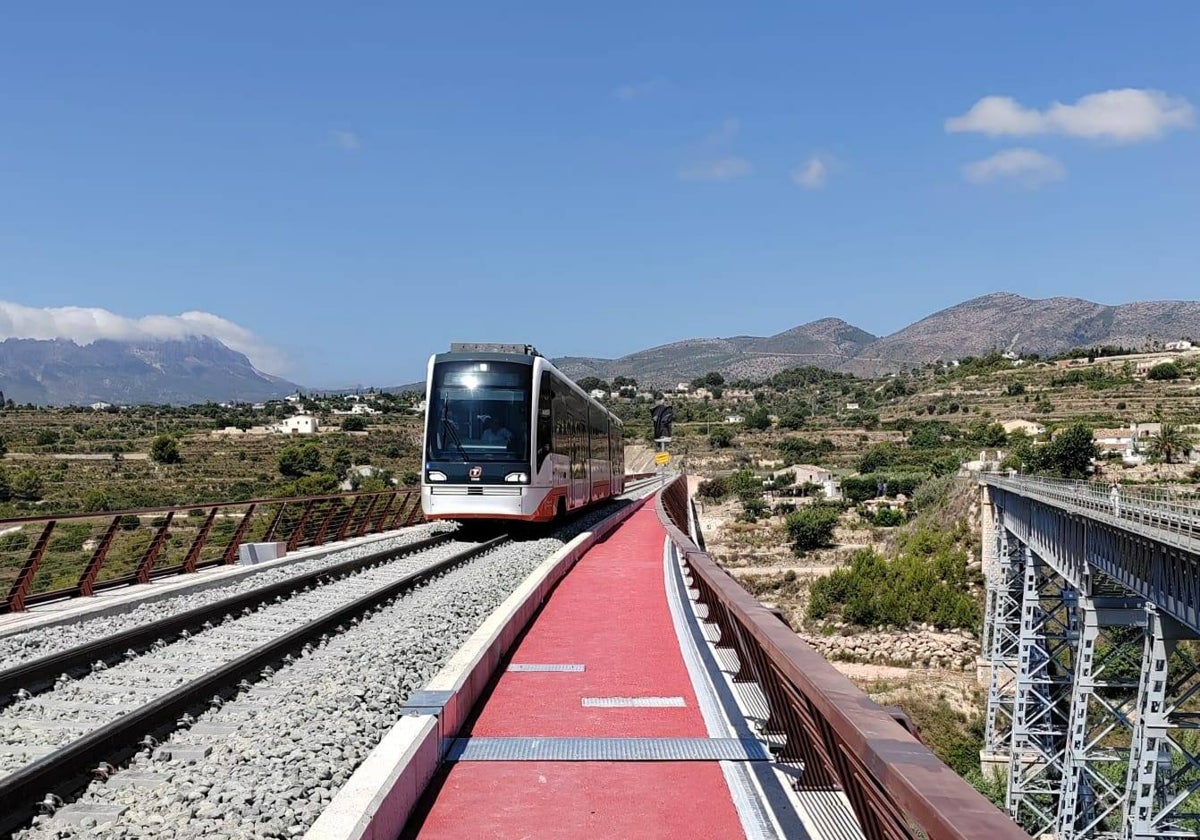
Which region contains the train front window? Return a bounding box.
[428,361,531,462]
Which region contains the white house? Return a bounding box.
[285,393,303,405]
[1001,419,1045,437]
[1136,357,1176,376]
[845,402,860,411]
[350,403,380,416]
[277,415,319,435]
[589,388,607,400]
[1166,340,1194,352]
[675,383,691,393]
[725,414,744,424]
[89,402,112,411]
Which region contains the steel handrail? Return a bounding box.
[656,474,1030,840]
[980,473,1200,551]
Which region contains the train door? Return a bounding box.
[571,399,587,508]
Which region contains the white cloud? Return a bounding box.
[962,148,1066,188]
[679,157,753,182]
[791,154,834,189]
[614,77,668,102]
[0,301,289,374]
[678,118,752,182]
[946,88,1195,143]
[330,130,361,152]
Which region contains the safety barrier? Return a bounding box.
[0,488,425,613]
[656,474,1030,840]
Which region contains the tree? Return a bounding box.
[150,435,182,464]
[83,488,114,512]
[1038,423,1096,478]
[279,444,322,478]
[331,448,353,476]
[857,443,897,474]
[744,407,771,430]
[612,376,637,388]
[35,429,59,446]
[785,505,841,553]
[10,468,43,501]
[577,377,609,393]
[1147,362,1181,381]
[0,467,10,502]
[1148,422,1194,464]
[0,436,6,458]
[709,426,734,448]
[341,416,368,432]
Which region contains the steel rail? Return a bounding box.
[0,533,454,704]
[655,475,1030,840]
[0,534,509,836]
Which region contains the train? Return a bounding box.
[421,343,625,522]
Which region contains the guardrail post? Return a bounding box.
[388,494,414,530]
[403,490,425,525]
[345,496,375,540]
[361,494,393,536]
[313,499,342,546]
[286,500,318,551]
[221,503,257,565]
[182,507,219,573]
[76,515,123,596]
[135,512,175,584]
[263,502,289,543]
[5,521,56,612]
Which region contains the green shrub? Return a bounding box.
[807,529,980,631]
[697,477,730,500]
[342,416,368,432]
[708,427,734,448]
[150,435,182,464]
[1147,361,1181,381]
[740,497,769,521]
[82,489,113,512]
[785,505,841,553]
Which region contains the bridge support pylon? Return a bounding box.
[1009,546,1077,836]
[982,504,1022,778]
[1056,596,1145,839]
[1124,606,1200,839]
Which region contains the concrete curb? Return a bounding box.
[304,494,653,840]
[0,528,427,639]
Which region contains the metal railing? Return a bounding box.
[0,488,425,613]
[656,474,1030,840]
[980,472,1200,551]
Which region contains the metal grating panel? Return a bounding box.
[582,696,686,708]
[507,663,585,672]
[446,737,770,762]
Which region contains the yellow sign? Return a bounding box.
[655,451,671,466]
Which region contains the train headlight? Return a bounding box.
[504,472,528,483]
[427,471,447,482]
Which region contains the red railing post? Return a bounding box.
[135,512,174,584]
[182,507,219,573]
[355,495,384,538]
[263,502,289,543]
[5,521,56,612]
[334,496,365,542]
[388,494,415,530]
[286,500,318,551]
[221,503,257,564]
[312,499,342,546]
[404,490,425,525]
[77,515,122,596]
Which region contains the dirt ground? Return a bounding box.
[692,482,986,720]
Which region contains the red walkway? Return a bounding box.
[408,504,748,839]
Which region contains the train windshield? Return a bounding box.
[427,361,531,462]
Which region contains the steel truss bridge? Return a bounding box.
[982,474,1200,839]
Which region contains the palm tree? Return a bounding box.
[1148,422,1194,464]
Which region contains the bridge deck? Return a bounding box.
[403,503,822,839]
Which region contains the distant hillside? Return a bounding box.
[554,318,878,385]
[0,336,300,405]
[839,293,1200,376]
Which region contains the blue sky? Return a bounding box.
[0,2,1197,386]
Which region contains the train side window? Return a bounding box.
[537,372,553,469]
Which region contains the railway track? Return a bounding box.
[0,535,506,836]
[1,486,661,838]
